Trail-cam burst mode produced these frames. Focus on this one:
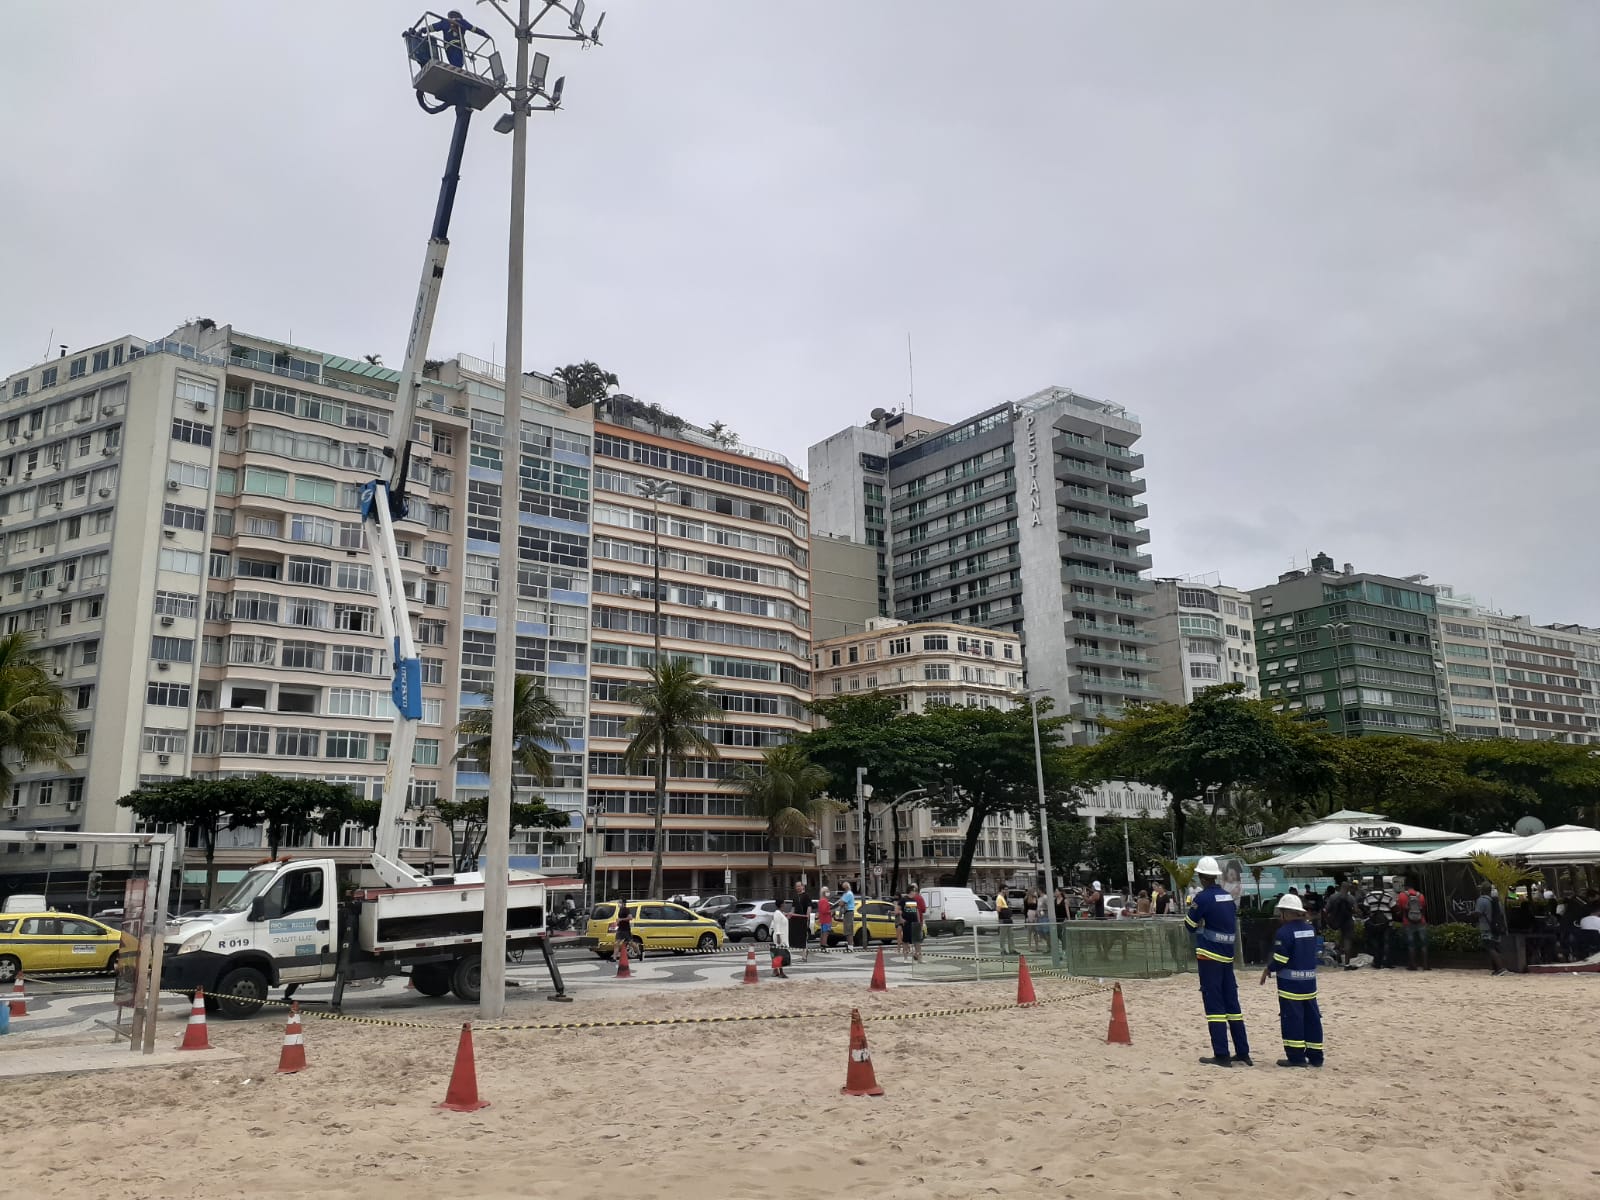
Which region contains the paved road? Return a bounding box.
[3,942,937,1040]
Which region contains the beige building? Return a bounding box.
[582,404,815,898]
[1149,578,1258,704]
[811,617,1035,895]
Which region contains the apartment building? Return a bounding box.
[581,403,815,898]
[1435,586,1600,744]
[1150,578,1259,704]
[810,386,1157,743]
[810,616,1033,893]
[1250,553,1446,738]
[0,322,468,884]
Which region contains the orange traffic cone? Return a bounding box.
[741,947,760,985]
[8,973,25,1018]
[1106,982,1132,1045]
[437,1022,490,1112]
[178,990,210,1051]
[868,948,887,993]
[840,1008,884,1097]
[276,1003,308,1074]
[1016,954,1037,1006]
[615,938,632,979]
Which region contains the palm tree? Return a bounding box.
[454,673,571,794]
[705,421,738,449]
[730,743,835,901]
[0,632,75,799]
[622,658,723,898]
[553,361,619,409]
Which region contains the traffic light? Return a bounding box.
[86,870,103,901]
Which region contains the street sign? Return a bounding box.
[871,865,883,879]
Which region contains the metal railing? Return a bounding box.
[908,918,1194,981]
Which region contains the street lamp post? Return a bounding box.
[856,766,871,899]
[638,477,674,901]
[1020,687,1058,963]
[476,0,601,1021]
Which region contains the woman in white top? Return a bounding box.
[769,900,791,977]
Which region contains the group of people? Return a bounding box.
[764,880,929,977]
[1286,876,1434,972]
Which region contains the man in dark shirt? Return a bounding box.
[791,880,813,961]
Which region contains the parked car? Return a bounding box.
[1104,894,1129,919]
[812,898,900,948]
[0,912,126,982]
[585,900,725,960]
[723,900,781,942]
[694,895,741,925]
[920,887,999,936]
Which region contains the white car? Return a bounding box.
[722,900,781,942]
[1103,894,1129,918]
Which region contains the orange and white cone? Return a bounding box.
[178,989,210,1051]
[840,1007,884,1097]
[741,947,760,985]
[276,1003,307,1073]
[1016,954,1037,1006]
[437,1022,490,1112]
[615,938,632,979]
[8,973,25,1018]
[868,947,887,992]
[1106,982,1132,1045]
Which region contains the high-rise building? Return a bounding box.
[809,533,878,641]
[1150,579,1259,703]
[809,387,1156,742]
[583,403,815,897]
[0,322,468,884]
[1435,585,1600,744]
[1249,553,1446,738]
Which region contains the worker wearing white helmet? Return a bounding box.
[1260,891,1324,1067]
[1185,855,1252,1068]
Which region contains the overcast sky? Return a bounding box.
[4,3,1596,619]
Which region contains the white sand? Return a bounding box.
[2,969,1597,1199]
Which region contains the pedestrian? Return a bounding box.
[1395,876,1429,970]
[428,9,486,68]
[1476,883,1508,976]
[1186,855,1252,1068]
[770,900,791,977]
[791,880,812,962]
[1362,877,1396,969]
[1259,893,1323,1068]
[1326,881,1357,968]
[1152,883,1172,916]
[1024,889,1043,950]
[816,886,834,952]
[1054,887,1069,925]
[838,882,857,952]
[1087,880,1107,920]
[995,888,1016,955]
[615,901,638,962]
[1136,890,1152,917]
[899,888,924,962]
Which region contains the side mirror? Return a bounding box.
[248,897,265,923]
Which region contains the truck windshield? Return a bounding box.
[214,869,279,914]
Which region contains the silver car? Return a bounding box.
[722,900,780,942]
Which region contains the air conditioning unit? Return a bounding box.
[101,447,116,457]
[31,589,43,599]
[2,809,17,821]
[53,502,63,510]
[0,478,8,486]
[65,800,79,812]
[156,661,171,671]
[22,430,34,441]
[426,565,440,575]
[101,406,116,417]
[56,581,69,591]
[76,415,91,424]
[193,401,209,413]
[51,668,63,678]
[22,472,32,481]
[163,529,177,539]
[98,487,111,498]
[166,480,181,491]
[160,615,175,627]
[5,438,14,446]
[157,753,171,766]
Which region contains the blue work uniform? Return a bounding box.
[428,15,484,68]
[1268,918,1323,1065]
[1186,884,1250,1061]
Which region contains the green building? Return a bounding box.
[1249,553,1446,738]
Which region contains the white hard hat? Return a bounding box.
[1276,893,1305,913]
[1195,856,1221,876]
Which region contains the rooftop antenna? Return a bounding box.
[906,332,915,414]
[42,329,54,361]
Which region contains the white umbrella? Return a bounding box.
[1247,817,1467,851]
[1412,831,1521,863]
[1497,824,1600,865]
[1258,838,1427,871]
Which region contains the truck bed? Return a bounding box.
[354,877,547,953]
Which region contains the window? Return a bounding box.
[332,644,379,674]
[294,476,336,505]
[147,681,192,707]
[889,637,911,655]
[275,727,320,757]
[76,685,94,710]
[287,557,332,587]
[291,514,335,545]
[416,619,447,645]
[922,634,949,651]
[235,557,280,580]
[285,597,328,629]
[280,640,325,670]
[334,604,375,633]
[413,739,440,766]
[171,418,214,447]
[142,728,188,755]
[166,461,211,489]
[76,639,99,665]
[923,664,951,681]
[159,548,204,575]
[150,635,195,662]
[221,725,270,755]
[243,467,289,497]
[162,503,207,532]
[326,731,371,760]
[421,657,445,685]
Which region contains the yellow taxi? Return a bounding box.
[586,900,726,960]
[0,912,124,981]
[814,898,900,948]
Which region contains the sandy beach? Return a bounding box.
[3,968,1597,1200]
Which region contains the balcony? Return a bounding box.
[1053,453,1146,493]
[1061,563,1156,594]
[1069,699,1123,721]
[1062,537,1154,572]
[1066,645,1157,668]
[1069,592,1154,616]
[1072,674,1160,699]
[1056,507,1150,544]
[1064,617,1156,643]
[1056,484,1148,521]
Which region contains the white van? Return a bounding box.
[2,895,48,914]
[920,887,999,935]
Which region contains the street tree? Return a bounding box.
[118,777,265,906]
[433,796,571,872]
[454,673,571,799]
[729,743,836,900]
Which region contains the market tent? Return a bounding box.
[1497,824,1600,865]
[1246,811,1467,854]
[1413,831,1521,862]
[1258,838,1428,871]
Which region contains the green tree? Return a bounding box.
[434,796,572,872]
[251,777,360,860]
[454,674,571,798]
[1446,739,1600,831]
[705,421,739,448]
[623,658,723,898]
[729,743,835,899]
[553,360,618,409]
[0,632,76,799]
[1467,851,1541,905]
[118,777,266,906]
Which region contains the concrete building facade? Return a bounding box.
[809,533,879,642]
[1150,578,1259,704]
[1250,553,1446,738]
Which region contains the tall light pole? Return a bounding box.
[855,766,871,899]
[478,0,601,1022]
[1020,686,1058,963]
[638,477,673,900]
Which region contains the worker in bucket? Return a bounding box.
[1186,855,1252,1067]
[429,9,485,68]
[1260,892,1324,1068]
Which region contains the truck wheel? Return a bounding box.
[449,955,481,1004]
[215,966,269,1018]
[411,964,451,997]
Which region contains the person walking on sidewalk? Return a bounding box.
[816,887,834,952]
[1260,893,1323,1068]
[995,889,1017,955]
[838,883,857,952]
[1187,856,1252,1068]
[1476,883,1509,975]
[791,880,813,962]
[769,900,792,978]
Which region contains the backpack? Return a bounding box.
[1404,891,1423,924]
